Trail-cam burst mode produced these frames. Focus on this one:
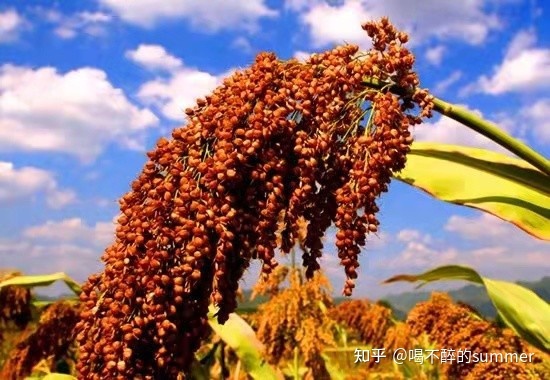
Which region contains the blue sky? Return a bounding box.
[0,0,548,298]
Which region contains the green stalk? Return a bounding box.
[432,98,550,176]
[293,347,300,380]
[362,77,550,176]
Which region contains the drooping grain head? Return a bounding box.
[0,301,81,380]
[75,18,434,378]
[254,269,335,379]
[407,293,541,378]
[0,272,32,329]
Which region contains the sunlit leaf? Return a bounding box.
[395,143,550,240]
[207,306,283,380]
[25,374,76,380]
[384,265,550,352]
[0,272,81,296]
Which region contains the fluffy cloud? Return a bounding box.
[0,161,76,208]
[299,1,373,48]
[425,45,446,66]
[0,64,158,162]
[53,11,112,39]
[292,50,308,59]
[23,217,115,248]
[520,98,550,144]
[444,213,550,273]
[125,44,183,72]
[0,239,101,282]
[126,44,227,121]
[1,217,116,284]
[0,8,26,43]
[231,37,253,53]
[137,67,225,121]
[412,109,513,153]
[380,212,549,282]
[291,0,501,48]
[422,97,550,150]
[433,70,462,94]
[99,0,277,31]
[468,29,550,94]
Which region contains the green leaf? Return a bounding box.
[207,306,283,380]
[0,272,82,296]
[384,265,550,353]
[188,358,211,380]
[320,353,347,380]
[25,374,76,380]
[395,143,550,240]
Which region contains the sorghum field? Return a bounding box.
[1,4,549,380]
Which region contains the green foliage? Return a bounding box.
[385,265,550,353]
[25,374,76,380]
[383,276,550,320]
[0,273,81,296]
[395,143,550,240]
[207,306,283,380]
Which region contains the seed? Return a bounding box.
[117,361,126,371]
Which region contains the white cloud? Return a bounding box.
[53,11,112,39]
[413,109,513,153]
[293,50,313,62]
[382,228,459,269]
[137,66,224,121]
[231,37,253,53]
[468,29,550,94]
[425,45,446,66]
[430,97,550,149]
[0,238,102,284]
[380,212,549,282]
[520,98,550,144]
[0,8,26,43]
[23,217,115,248]
[477,50,550,94]
[505,28,537,59]
[300,1,372,48]
[0,161,75,208]
[0,217,116,285]
[444,213,550,271]
[292,0,501,48]
[99,0,277,31]
[284,0,320,11]
[0,64,158,162]
[126,44,183,72]
[445,214,511,240]
[433,70,462,94]
[391,241,459,269]
[397,229,432,245]
[45,189,77,209]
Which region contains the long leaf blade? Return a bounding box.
[207,306,283,380]
[0,272,82,296]
[395,143,550,240]
[384,265,550,353]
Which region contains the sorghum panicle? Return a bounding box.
[75,18,433,378]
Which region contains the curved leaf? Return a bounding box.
[395,143,550,240]
[25,374,76,380]
[384,265,550,353]
[207,306,283,380]
[0,272,81,296]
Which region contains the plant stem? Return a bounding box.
[432,98,550,176]
[293,347,300,380]
[362,77,550,176]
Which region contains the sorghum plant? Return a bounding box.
[407,293,543,379]
[0,301,81,380]
[74,18,433,379]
